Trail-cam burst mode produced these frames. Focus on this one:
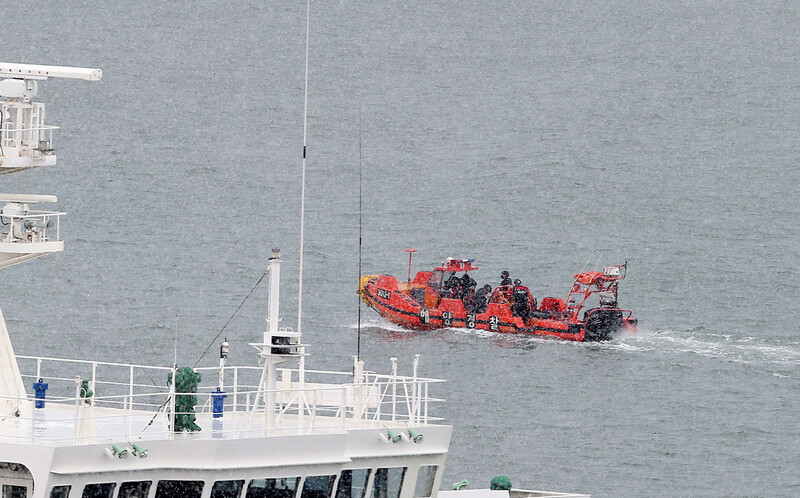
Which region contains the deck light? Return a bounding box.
[130,443,148,458]
[407,428,423,444]
[381,428,402,443]
[105,443,128,459]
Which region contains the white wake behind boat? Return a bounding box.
[0,63,588,498]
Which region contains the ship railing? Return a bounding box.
[190,365,445,431]
[11,356,444,444]
[16,355,173,412]
[0,377,443,445]
[0,117,58,155]
[0,210,63,244]
[194,366,445,433]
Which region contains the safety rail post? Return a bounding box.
[339,386,347,431]
[168,365,176,440]
[127,366,135,440]
[353,357,362,423]
[411,355,419,424]
[127,365,134,412]
[311,388,320,433]
[373,375,383,422]
[73,376,82,445]
[232,367,239,414]
[90,362,97,407]
[402,379,412,421]
[423,382,429,424]
[296,385,305,430]
[300,388,307,431]
[417,382,422,424]
[390,358,397,423]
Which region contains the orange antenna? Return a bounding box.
[405,248,417,286]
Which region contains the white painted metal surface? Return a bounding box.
[0,307,26,416]
[0,62,100,176]
[0,194,57,203]
[0,63,102,81]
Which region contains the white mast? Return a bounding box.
[249,248,304,432]
[295,0,312,383]
[248,2,312,431]
[266,248,282,337]
[297,0,311,340]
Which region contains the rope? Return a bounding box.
[192,270,268,369]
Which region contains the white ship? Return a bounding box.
[0,63,588,498]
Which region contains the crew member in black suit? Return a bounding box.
[511,279,530,319]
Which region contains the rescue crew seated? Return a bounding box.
[458,273,477,308]
[441,275,461,298]
[469,284,492,313]
[500,270,512,286]
[511,279,531,320]
[459,273,476,297]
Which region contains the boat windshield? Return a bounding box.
[427,269,444,292]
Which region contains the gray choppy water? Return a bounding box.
[4,1,800,496]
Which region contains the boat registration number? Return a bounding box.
[377,288,391,300]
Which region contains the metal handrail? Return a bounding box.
[11,355,444,444]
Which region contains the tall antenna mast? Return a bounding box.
[357,104,363,361]
[297,0,311,337]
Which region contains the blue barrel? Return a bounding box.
[212,387,227,418]
[33,378,48,409]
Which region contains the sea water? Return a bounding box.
[3,1,799,496]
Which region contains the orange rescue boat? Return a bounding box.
[358,255,637,342]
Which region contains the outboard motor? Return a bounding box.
[583,308,624,341]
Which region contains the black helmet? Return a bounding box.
[501,271,509,278]
[514,279,521,285]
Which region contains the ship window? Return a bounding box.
[81,483,115,498]
[300,475,335,498]
[211,480,245,498]
[50,486,71,498]
[371,468,406,498]
[245,477,300,498]
[413,466,438,498]
[117,481,151,498]
[2,485,27,498]
[154,480,203,498]
[335,469,371,498]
